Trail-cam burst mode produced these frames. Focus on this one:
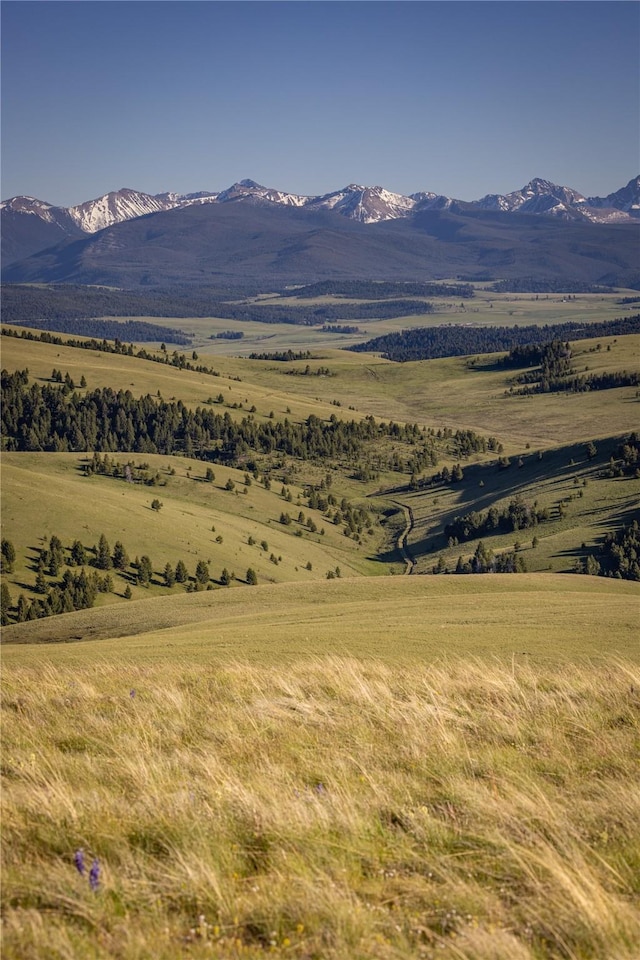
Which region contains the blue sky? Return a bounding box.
[1,1,638,206]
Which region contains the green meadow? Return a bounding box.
[1,302,639,958]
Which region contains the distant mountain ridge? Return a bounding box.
[3,174,638,264]
[3,191,638,290]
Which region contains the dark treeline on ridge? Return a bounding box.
[3,316,191,345]
[289,280,475,299]
[577,517,640,581]
[1,326,225,378]
[350,315,640,362]
[488,278,613,294]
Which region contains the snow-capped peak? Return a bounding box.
[66,188,177,233]
[305,184,416,223]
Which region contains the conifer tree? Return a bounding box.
[96,534,112,570]
[163,563,176,587]
[1,538,16,574]
[1,582,12,624]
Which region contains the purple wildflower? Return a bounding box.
[89,857,100,892]
[74,849,85,875]
[130,689,136,698]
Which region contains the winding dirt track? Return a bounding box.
[390,500,416,575]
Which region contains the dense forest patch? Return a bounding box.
[350,315,640,361]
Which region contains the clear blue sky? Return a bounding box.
[1,1,638,206]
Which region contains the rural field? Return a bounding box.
[2,296,639,959]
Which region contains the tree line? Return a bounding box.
[432,541,527,576]
[605,433,640,479]
[2,325,227,379]
[0,283,263,324]
[0,371,440,467]
[349,316,640,362]
[512,368,640,396]
[502,338,640,396]
[248,350,316,361]
[489,278,612,294]
[3,316,190,344]
[289,280,475,299]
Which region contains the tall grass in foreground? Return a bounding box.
[2,656,639,959]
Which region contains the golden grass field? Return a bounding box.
[2,652,639,959]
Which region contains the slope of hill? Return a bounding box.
[2,571,637,656]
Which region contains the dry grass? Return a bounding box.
[2,655,639,959]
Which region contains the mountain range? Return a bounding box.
[2,177,639,288]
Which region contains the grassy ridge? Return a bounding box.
[2,654,639,959]
[3,575,638,661]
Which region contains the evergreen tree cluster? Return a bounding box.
[513,369,640,396]
[503,340,573,378]
[433,540,527,575]
[248,350,315,361]
[84,453,165,486]
[444,497,550,545]
[605,433,640,479]
[321,324,361,334]
[285,365,333,378]
[0,526,234,623]
[4,316,191,344]
[2,372,478,472]
[350,316,640,362]
[12,564,112,624]
[504,339,640,395]
[577,518,640,581]
[1,538,16,574]
[2,326,224,379]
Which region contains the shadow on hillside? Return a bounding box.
[394,434,634,561]
[555,500,640,564]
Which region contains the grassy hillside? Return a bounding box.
[0,450,388,611]
[403,435,640,575]
[2,573,638,660]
